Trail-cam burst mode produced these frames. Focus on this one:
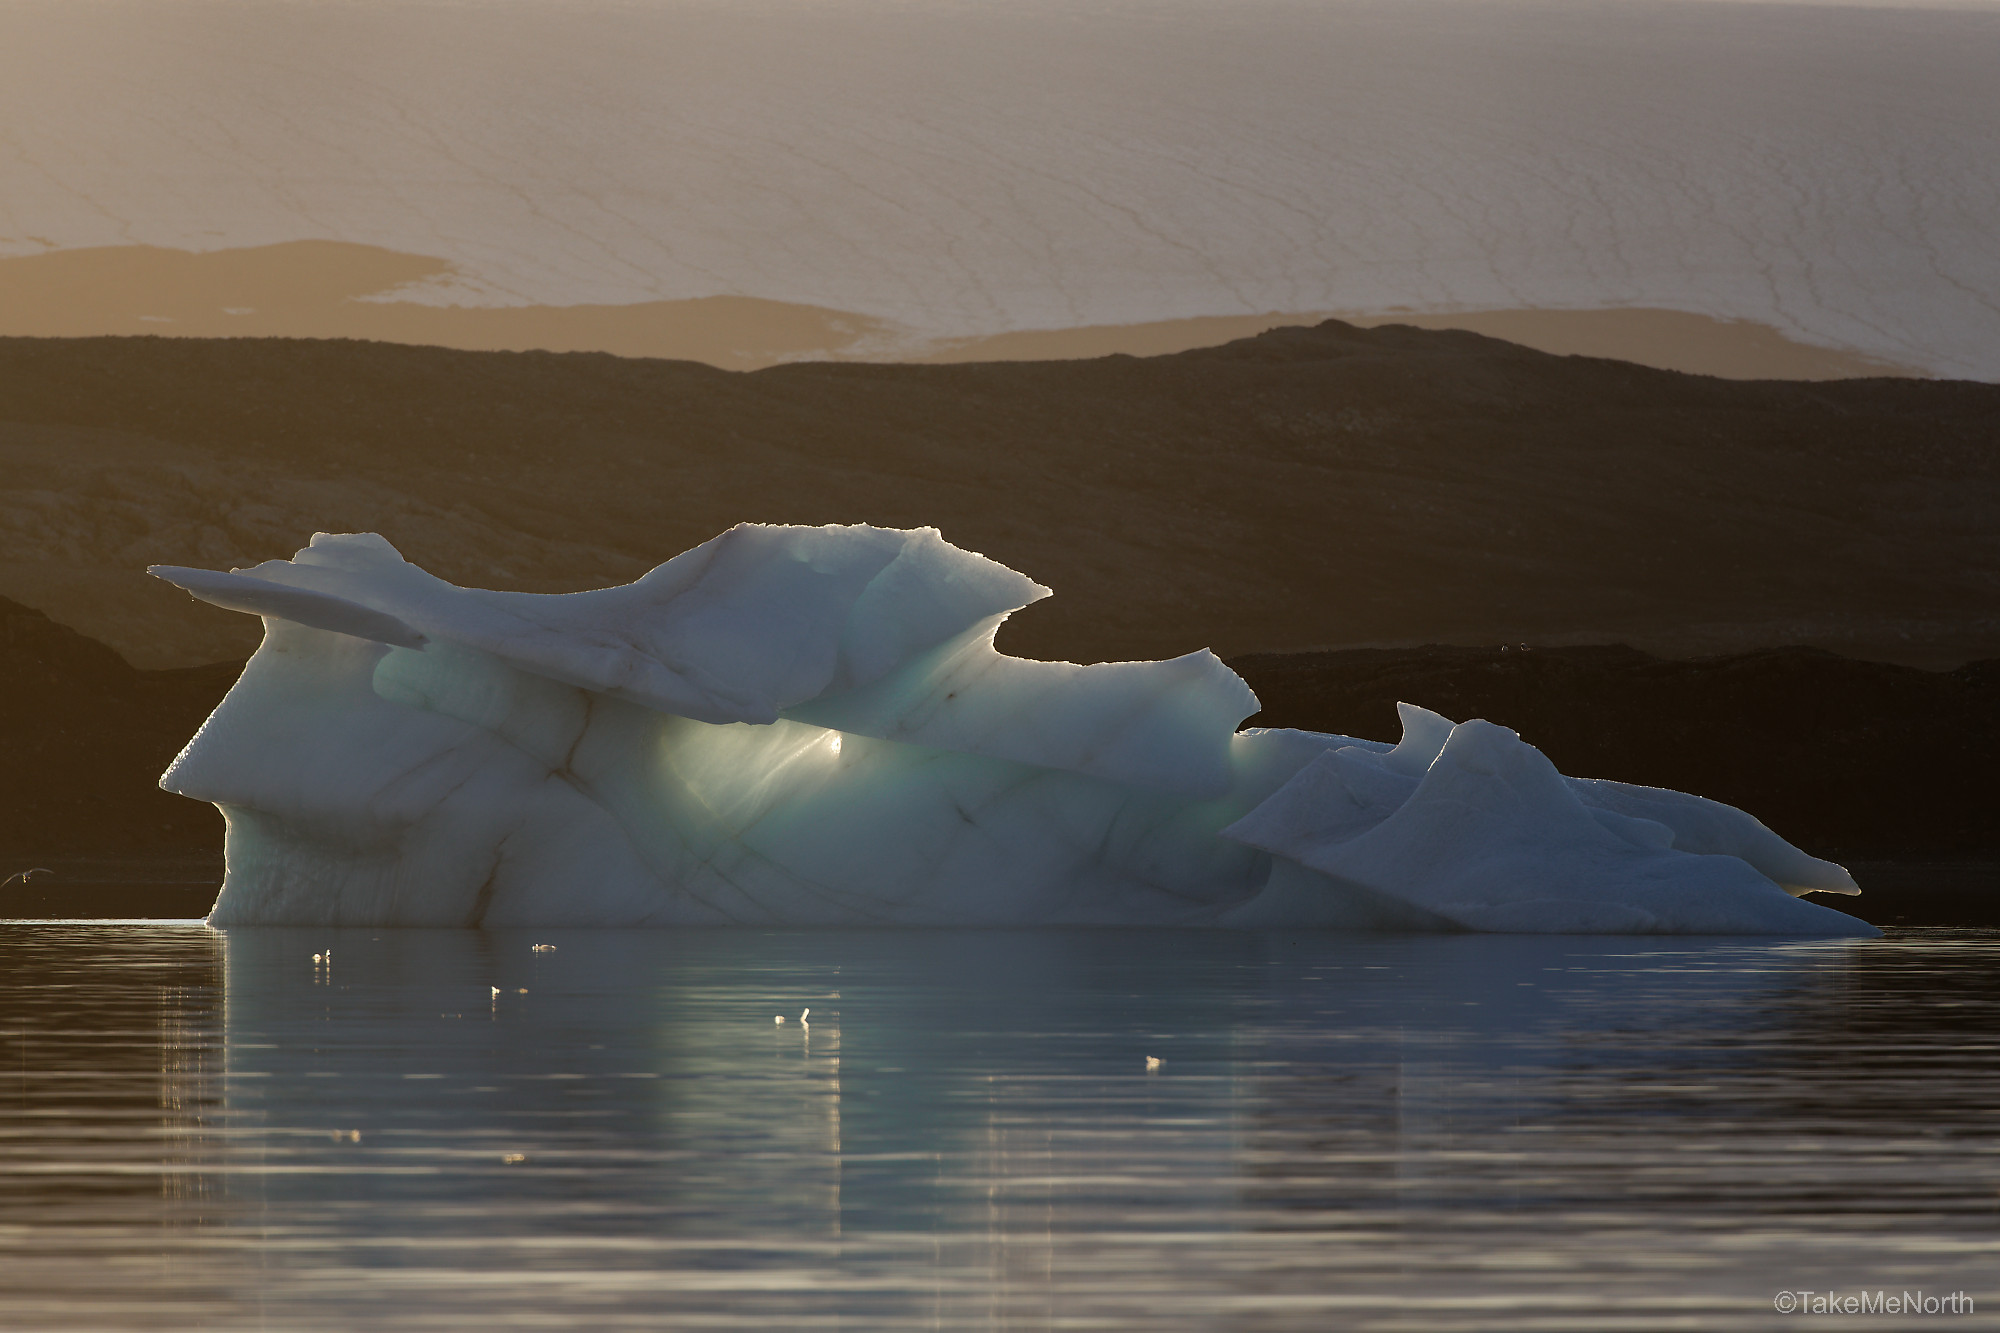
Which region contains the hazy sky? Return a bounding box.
[1,0,1995,375]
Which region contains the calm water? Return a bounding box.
[2,924,1997,1330]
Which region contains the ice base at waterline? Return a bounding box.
[150,525,1872,935]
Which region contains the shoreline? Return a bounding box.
[4,860,1992,927]
[0,242,1927,382]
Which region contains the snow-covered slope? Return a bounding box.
[4,0,1997,377]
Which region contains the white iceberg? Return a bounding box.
[151,525,1874,936]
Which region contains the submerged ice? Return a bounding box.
[151,525,1873,936]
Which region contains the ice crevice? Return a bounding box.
[150,524,1874,935]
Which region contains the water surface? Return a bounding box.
[3,924,1996,1329]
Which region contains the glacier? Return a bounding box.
[150,525,1875,936]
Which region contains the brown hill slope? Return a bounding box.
[1,321,1995,670]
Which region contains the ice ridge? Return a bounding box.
[149,526,1875,935]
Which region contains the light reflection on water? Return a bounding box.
[2,924,1997,1330]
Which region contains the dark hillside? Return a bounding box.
[2,321,1995,671]
[0,595,235,846]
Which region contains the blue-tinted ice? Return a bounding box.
[152,526,1872,934]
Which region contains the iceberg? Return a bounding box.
[151,525,1875,936]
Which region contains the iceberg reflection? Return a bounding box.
[215,928,1848,1242]
[9,923,1998,1329]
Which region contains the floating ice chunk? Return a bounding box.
[156,525,1044,725]
[1379,701,1454,777]
[1566,777,1860,896]
[786,615,1254,796]
[1221,712,1871,935]
[1217,859,1463,932]
[1217,744,1416,857]
[149,563,428,650]
[151,525,1874,936]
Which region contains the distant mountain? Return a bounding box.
[1,320,1995,675]
[0,242,1913,380]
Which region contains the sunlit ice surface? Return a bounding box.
[2,923,1996,1330]
[1,0,1997,377]
[148,527,1871,934]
